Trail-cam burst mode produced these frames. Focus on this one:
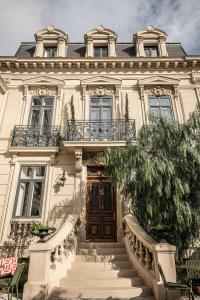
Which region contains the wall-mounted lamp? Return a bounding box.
[56,170,66,187]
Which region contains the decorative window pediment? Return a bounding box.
[22,76,64,99]
[138,75,180,86]
[81,75,121,98]
[138,75,180,99]
[34,25,69,57]
[84,25,117,57]
[81,75,121,86]
[23,76,64,87]
[134,25,168,57]
[0,76,7,95]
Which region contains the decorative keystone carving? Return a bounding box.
[88,86,114,96]
[75,148,82,172]
[191,72,200,84]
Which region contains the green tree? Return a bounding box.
[103,107,200,259]
[70,95,75,122]
[124,93,129,122]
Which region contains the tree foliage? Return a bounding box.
[103,107,200,259]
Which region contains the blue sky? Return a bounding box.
[0,0,200,55]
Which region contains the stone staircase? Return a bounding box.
[51,242,155,299]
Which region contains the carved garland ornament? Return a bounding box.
[145,86,174,97]
[88,86,114,96]
[31,87,56,97]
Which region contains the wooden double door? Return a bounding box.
[86,168,116,241]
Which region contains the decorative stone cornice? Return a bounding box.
[0,57,200,72]
[0,76,7,94]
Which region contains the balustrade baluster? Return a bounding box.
[145,248,151,270]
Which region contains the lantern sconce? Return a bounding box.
[56,170,66,187]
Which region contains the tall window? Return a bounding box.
[13,166,46,218]
[43,46,57,57]
[94,46,108,58]
[90,96,112,140]
[144,46,158,57]
[148,95,173,120]
[29,97,53,127]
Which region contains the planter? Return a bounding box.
[31,226,56,242]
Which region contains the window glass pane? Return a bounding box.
[35,166,45,177]
[43,109,52,127]
[44,98,53,106]
[149,97,159,106]
[33,98,42,106]
[151,47,158,57]
[15,182,30,217]
[102,107,112,121]
[21,167,32,178]
[161,107,172,120]
[149,107,159,117]
[94,47,101,57]
[102,98,112,106]
[91,107,100,121]
[91,98,100,106]
[101,47,108,57]
[159,97,171,106]
[144,48,151,57]
[31,109,41,126]
[44,47,57,57]
[30,182,42,216]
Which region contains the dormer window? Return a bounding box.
[134,25,168,57]
[34,25,69,57]
[94,46,108,58]
[85,25,117,58]
[43,46,57,58]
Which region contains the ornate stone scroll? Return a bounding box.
[31,87,57,97]
[87,86,115,96]
[145,86,174,97]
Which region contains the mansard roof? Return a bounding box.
[15,42,186,58]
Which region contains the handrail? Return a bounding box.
[23,214,80,300]
[123,214,177,300]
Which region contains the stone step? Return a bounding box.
[60,277,144,288]
[79,242,124,249]
[78,247,127,255]
[71,261,133,270]
[51,286,153,298]
[75,254,129,262]
[67,268,138,278]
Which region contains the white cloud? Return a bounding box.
[0,0,199,55]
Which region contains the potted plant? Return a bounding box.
[30,224,56,242]
[148,225,173,243]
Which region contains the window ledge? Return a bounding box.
[8,146,59,154]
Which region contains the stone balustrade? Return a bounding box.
[123,214,178,300]
[23,214,80,300]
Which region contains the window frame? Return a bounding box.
[93,46,108,58]
[28,96,54,127]
[90,96,113,121]
[43,45,58,58]
[144,45,159,57]
[13,165,46,219]
[148,95,174,121]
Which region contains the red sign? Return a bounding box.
[0,257,18,276]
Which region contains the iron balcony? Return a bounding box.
[10,126,61,147]
[66,119,136,142]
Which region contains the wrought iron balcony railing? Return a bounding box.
[66,119,136,142]
[10,126,61,147]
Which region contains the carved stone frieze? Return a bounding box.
[87,86,115,96]
[30,87,57,97]
[145,86,174,97]
[191,73,200,84]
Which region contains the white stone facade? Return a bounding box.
[0,25,199,245]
